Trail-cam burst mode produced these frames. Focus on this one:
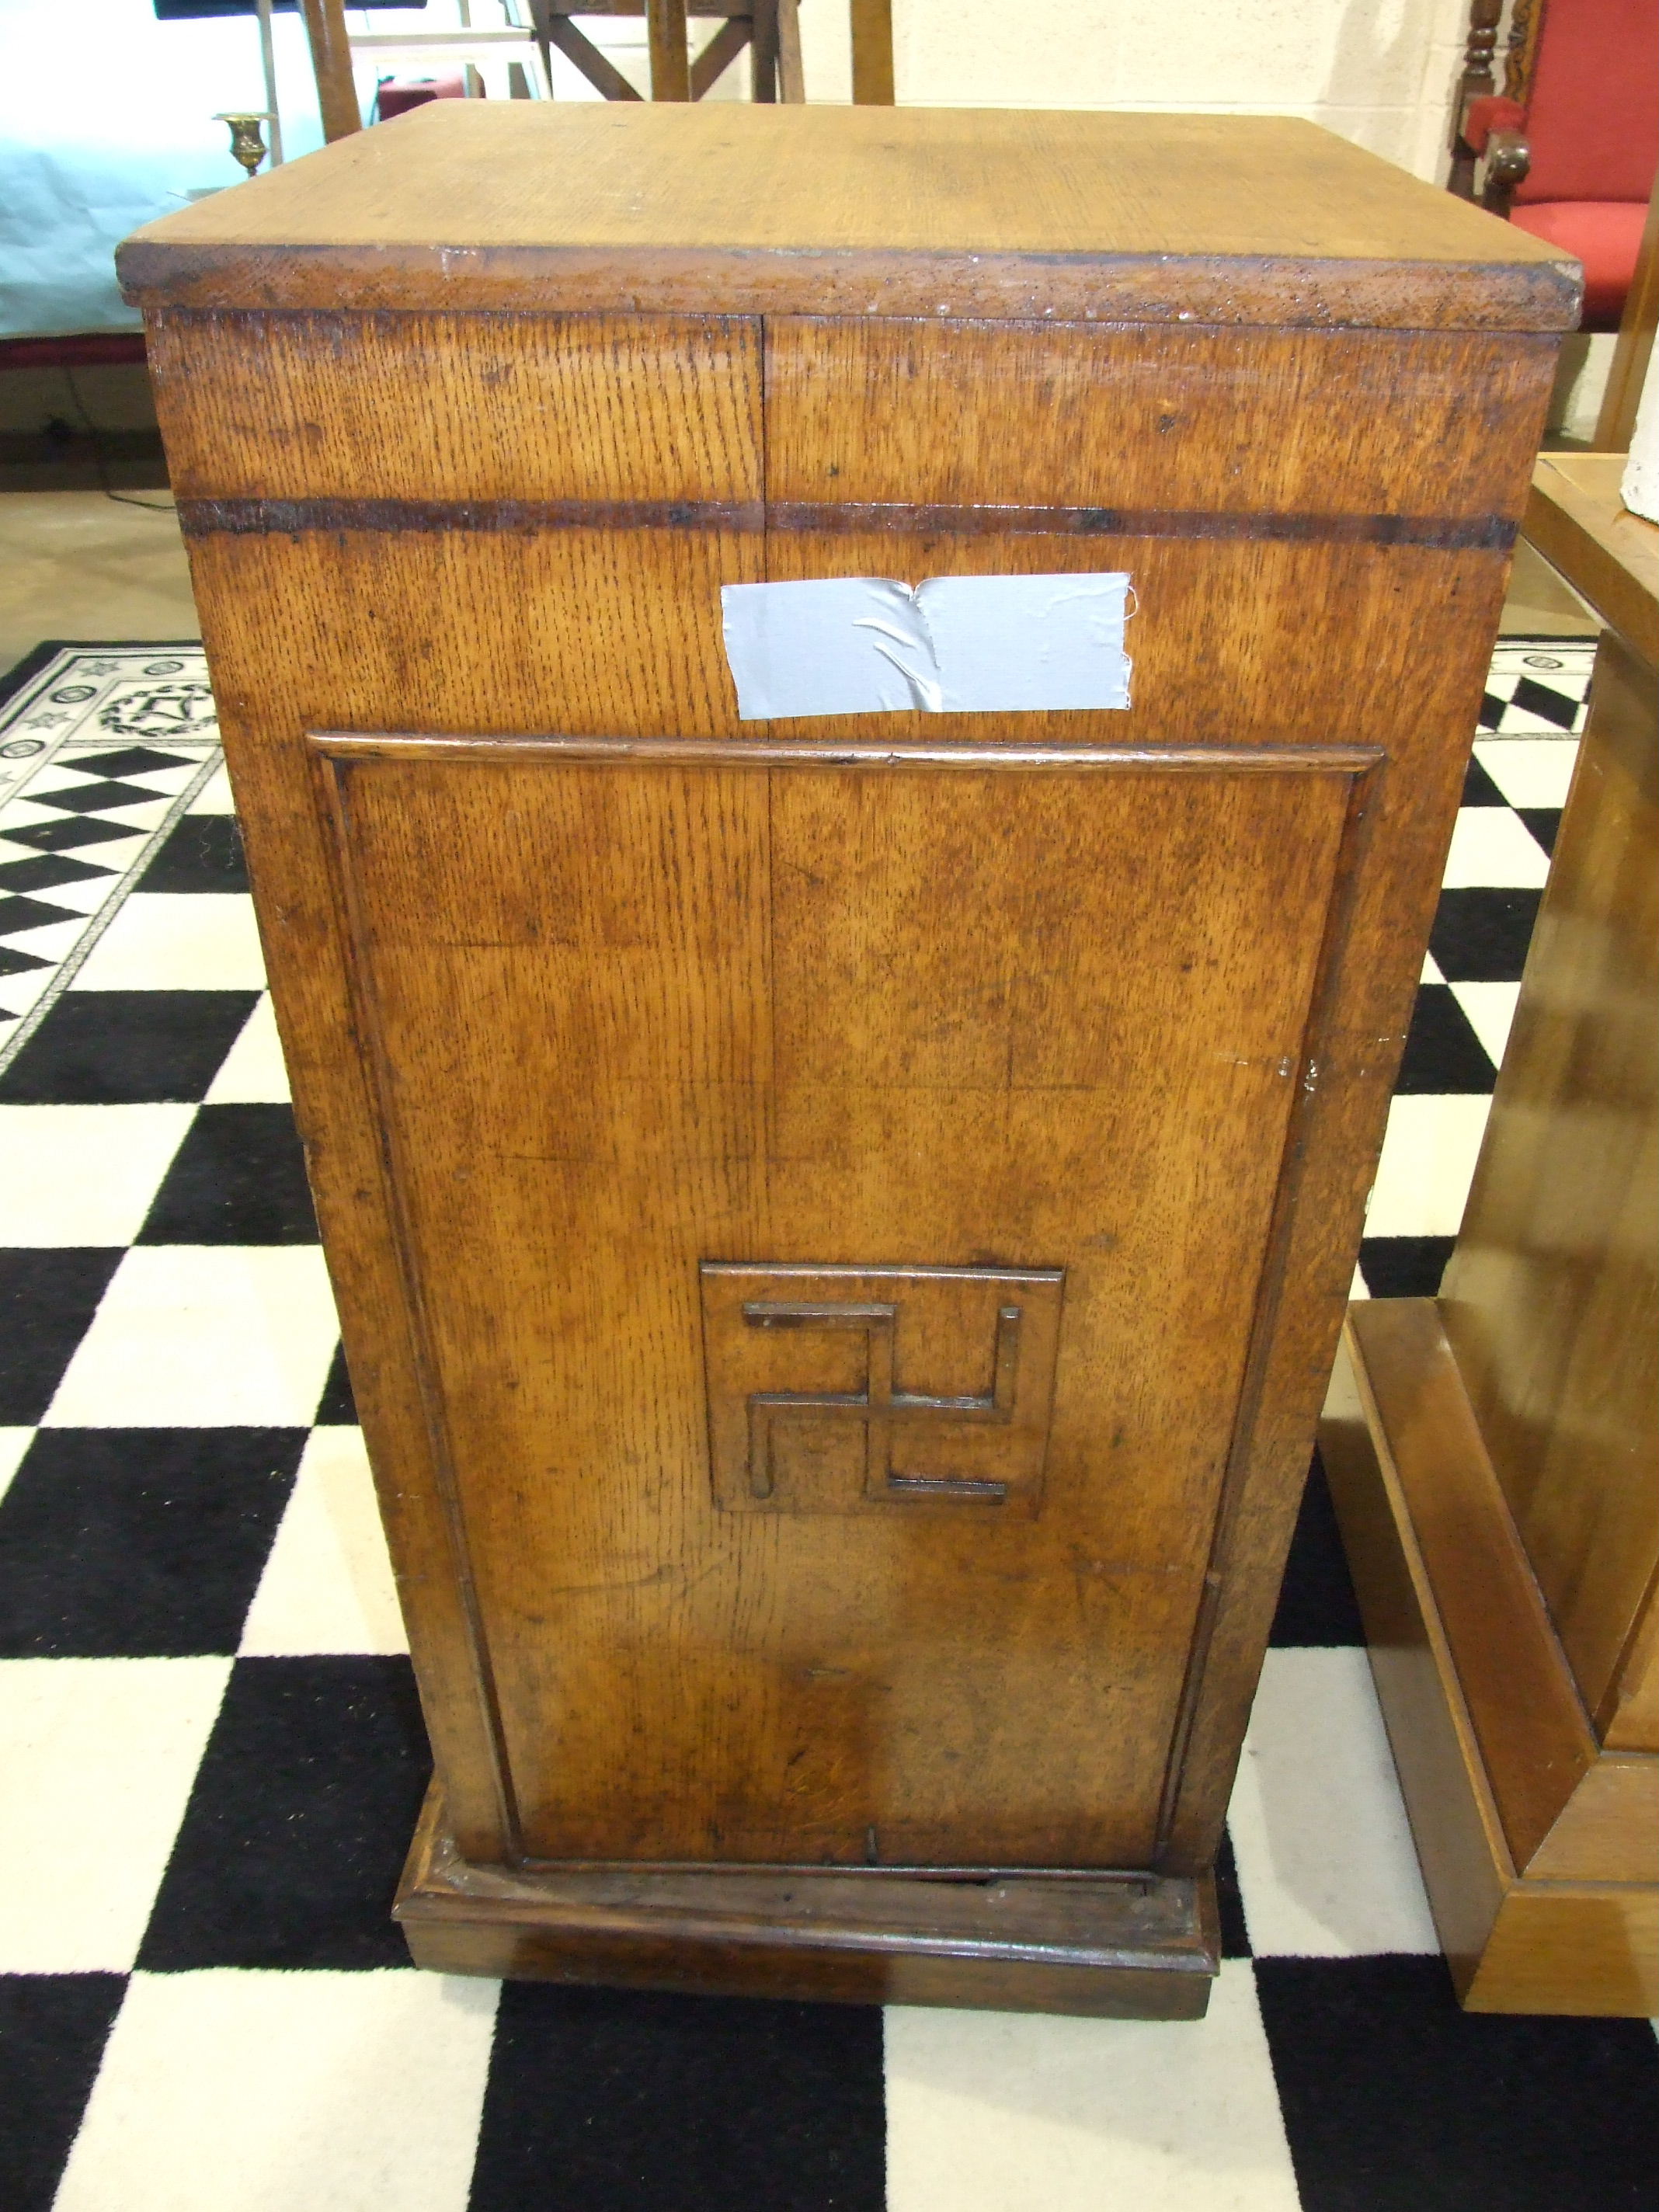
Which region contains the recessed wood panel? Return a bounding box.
[319,734,1362,1868]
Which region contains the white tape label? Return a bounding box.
[719,573,1133,720]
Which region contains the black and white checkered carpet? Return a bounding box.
[2,638,1654,2212]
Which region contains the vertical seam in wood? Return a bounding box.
[1151,756,1384,1866]
[315,750,524,1859]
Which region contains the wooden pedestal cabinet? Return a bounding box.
[1321,459,1659,2014]
[120,104,1574,2018]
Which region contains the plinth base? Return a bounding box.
[1321,1302,1659,2016]
[395,1784,1218,2018]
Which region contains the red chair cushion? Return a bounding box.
[1511,200,1647,326]
[1515,0,1657,203]
[376,75,470,120]
[1463,95,1526,155]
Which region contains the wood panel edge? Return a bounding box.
[116,239,1582,333]
[1318,1311,1511,1990]
[305,732,1387,774]
[393,1780,1219,2015]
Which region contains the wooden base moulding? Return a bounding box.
[1321,1303,1659,2016]
[395,1783,1219,2016]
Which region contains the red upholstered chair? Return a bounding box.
[374,74,477,123]
[1450,0,1658,329]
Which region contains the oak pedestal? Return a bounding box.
[1321,457,1659,2016]
[119,103,1574,2017]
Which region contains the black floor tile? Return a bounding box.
[0,816,143,856]
[1428,889,1542,983]
[0,892,82,937]
[1257,1953,1659,2212]
[0,1248,123,1423]
[1518,805,1562,859]
[0,1428,304,1657]
[1459,757,1506,806]
[1358,1237,1456,1299]
[137,1103,317,1243]
[1393,985,1495,1094]
[138,1656,430,1970]
[315,1341,359,1426]
[138,815,249,894]
[1270,1449,1364,1647]
[0,990,259,1104]
[74,745,193,779]
[471,1983,885,2212]
[0,1973,128,2212]
[1215,1826,1251,1959]
[1507,674,1584,732]
[0,851,114,896]
[25,779,165,816]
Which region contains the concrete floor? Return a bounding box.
[0,489,1599,681]
[0,492,198,672]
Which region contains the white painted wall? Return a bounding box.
[793,0,1472,182]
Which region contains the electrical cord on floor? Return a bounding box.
[61,366,177,513]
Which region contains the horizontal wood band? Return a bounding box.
[119,242,1581,333]
[315,733,1384,774]
[183,496,1515,551]
[768,503,1518,550]
[178,496,766,537]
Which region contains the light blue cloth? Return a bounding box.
[0,0,332,338]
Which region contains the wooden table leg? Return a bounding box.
[750,0,780,103]
[850,0,894,103]
[646,0,691,100]
[299,0,362,140]
[777,0,805,101]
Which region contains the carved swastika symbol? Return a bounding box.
[701,1264,1064,1518]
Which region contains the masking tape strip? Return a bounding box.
[719,573,1133,720]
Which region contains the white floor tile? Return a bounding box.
[1473,737,1577,809]
[0,1656,230,1970]
[240,1428,408,1656]
[1365,1093,1491,1237]
[206,993,292,1104]
[0,1427,35,1505]
[56,1969,499,2212]
[186,761,237,813]
[1439,807,1551,889]
[0,1103,192,1246]
[1420,948,1445,985]
[44,1245,339,1428]
[71,892,266,992]
[1348,1263,1369,1301]
[1450,979,1522,1070]
[884,1961,1298,2212]
[1228,1648,1438,1958]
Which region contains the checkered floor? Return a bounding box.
[2,638,1654,2212]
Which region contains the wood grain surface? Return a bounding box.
[395,1784,1219,2015]
[1442,626,1659,1747]
[314,732,1362,1866]
[1322,1308,1659,2015]
[118,105,1580,330]
[128,108,1567,2002]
